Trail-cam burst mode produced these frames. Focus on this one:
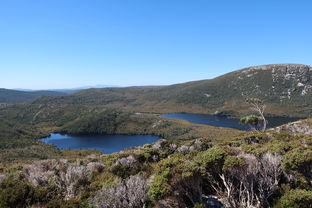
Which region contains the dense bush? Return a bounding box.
[44,199,90,208]
[0,177,52,208]
[282,148,312,174]
[274,189,312,208]
[222,155,245,171]
[148,174,171,201]
[110,155,143,178]
[195,146,227,172]
[0,101,311,207]
[92,174,149,208]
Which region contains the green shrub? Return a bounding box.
[156,154,199,178]
[274,189,312,208]
[111,163,136,178]
[148,175,171,201]
[137,148,165,162]
[148,154,200,201]
[0,181,34,208]
[273,132,297,142]
[193,204,205,208]
[195,146,226,171]
[282,148,312,174]
[91,172,117,190]
[0,177,52,208]
[223,156,245,171]
[44,199,90,208]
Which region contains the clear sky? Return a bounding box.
[0,0,311,89]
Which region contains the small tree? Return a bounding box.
[239,114,263,131]
[245,98,267,131]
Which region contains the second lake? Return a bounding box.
[161,113,301,130]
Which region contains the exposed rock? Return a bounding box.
[113,154,142,174]
[203,196,225,208]
[177,139,204,154]
[275,121,312,136]
[115,155,138,167]
[233,64,312,102]
[169,143,178,151]
[177,145,190,154]
[152,139,168,149]
[193,139,203,150]
[152,120,163,128]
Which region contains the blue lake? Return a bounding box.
[161,113,301,130]
[40,114,300,153]
[40,134,160,154]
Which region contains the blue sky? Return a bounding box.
[0,0,311,89]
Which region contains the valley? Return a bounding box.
[0,64,311,208]
[2,1,312,206]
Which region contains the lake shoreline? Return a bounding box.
[161,113,302,131]
[39,133,161,154]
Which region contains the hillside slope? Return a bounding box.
[0,89,66,103]
[32,64,312,116]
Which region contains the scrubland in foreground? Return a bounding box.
[0,103,311,208]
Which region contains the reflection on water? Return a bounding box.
[40,133,159,154]
[161,113,301,130]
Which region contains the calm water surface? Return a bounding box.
[161,113,301,130]
[40,134,159,154]
[40,114,300,152]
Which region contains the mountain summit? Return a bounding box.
[214,63,312,103]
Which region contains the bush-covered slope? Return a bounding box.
[1,64,311,207]
[32,64,312,117]
[0,103,242,165]
[0,103,242,140]
[0,102,311,208]
[1,127,311,208]
[0,88,66,103]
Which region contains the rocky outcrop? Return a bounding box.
[152,139,168,149]
[204,196,225,208]
[177,139,207,154]
[233,64,312,101]
[275,120,312,136]
[115,155,139,168]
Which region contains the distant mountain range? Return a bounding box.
[13,84,119,93]
[0,89,66,103]
[0,85,119,103]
